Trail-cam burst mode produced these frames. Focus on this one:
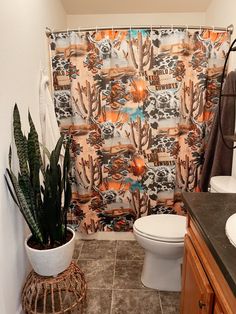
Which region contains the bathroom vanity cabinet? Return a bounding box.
[180,192,236,314]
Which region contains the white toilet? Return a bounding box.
[133,214,186,292]
[210,176,236,193]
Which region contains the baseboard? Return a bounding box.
[75,231,135,241]
[16,305,23,314]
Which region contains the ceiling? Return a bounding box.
[61,0,212,15]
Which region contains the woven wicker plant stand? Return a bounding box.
[22,261,86,314]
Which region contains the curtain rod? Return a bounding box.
[45,24,234,37]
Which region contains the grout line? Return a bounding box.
[158,290,164,314]
[110,289,114,314]
[86,288,112,290]
[81,287,157,291]
[110,240,118,314]
[77,258,144,261]
[113,240,118,289]
[111,288,157,291]
[115,258,145,261]
[78,240,84,260]
[78,258,116,261]
[73,241,84,263]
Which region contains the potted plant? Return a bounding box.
[5,104,74,276]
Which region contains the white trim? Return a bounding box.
[75,231,135,241]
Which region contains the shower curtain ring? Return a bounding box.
[199,25,202,33]
[50,27,54,36]
[212,25,215,32]
[171,24,174,31]
[185,25,189,32]
[96,26,98,33]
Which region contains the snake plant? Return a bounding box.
[5,104,72,249]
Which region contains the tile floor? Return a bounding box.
[73,240,181,314]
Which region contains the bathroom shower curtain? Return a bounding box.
[49,28,229,233]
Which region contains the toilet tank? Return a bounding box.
[210,176,236,193]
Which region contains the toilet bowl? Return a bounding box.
[133,214,186,292]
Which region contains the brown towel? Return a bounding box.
[200,71,236,191]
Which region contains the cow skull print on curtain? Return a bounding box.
[49,28,229,233]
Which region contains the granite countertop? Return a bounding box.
[183,192,236,296]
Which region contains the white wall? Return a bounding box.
[67,12,206,29]
[206,0,235,34]
[0,1,66,313]
[206,0,236,177]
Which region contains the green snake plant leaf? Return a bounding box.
[27,112,43,212]
[4,174,19,207]
[51,135,64,166]
[63,140,71,213]
[17,160,34,220]
[62,140,72,241]
[42,136,66,245]
[13,105,35,214]
[28,111,46,179]
[42,162,61,245]
[8,146,12,170]
[5,169,43,244]
[18,174,36,219]
[13,104,29,176]
[39,143,51,161]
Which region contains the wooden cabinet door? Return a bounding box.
[213,301,224,314]
[180,235,214,314]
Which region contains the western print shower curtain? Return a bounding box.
[49,28,229,233]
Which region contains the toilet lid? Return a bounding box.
[134,214,186,242]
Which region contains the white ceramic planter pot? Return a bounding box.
[25,227,75,277]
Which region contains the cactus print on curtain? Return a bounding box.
[49,29,229,233]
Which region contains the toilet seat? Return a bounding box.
[133,214,186,243]
[133,226,185,243]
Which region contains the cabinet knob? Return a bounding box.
[198,300,206,309]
